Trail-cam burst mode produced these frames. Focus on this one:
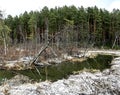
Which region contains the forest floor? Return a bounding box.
[0,49,120,95]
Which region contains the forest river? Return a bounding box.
[0,54,114,83]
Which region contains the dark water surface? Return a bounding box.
[0,55,114,82]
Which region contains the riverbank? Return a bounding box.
[1,49,119,70]
[0,50,120,95]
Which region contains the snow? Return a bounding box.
[1,50,120,95]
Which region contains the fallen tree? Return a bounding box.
[29,32,61,66]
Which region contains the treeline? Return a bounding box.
[4,6,120,47]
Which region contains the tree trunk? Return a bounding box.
[30,43,49,65]
[3,37,7,55]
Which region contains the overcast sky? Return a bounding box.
[0,0,120,17]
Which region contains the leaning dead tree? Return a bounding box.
[29,18,60,66]
[30,42,49,65]
[30,32,61,65]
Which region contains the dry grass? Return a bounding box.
[0,44,86,63]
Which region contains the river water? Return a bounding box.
[0,54,114,83]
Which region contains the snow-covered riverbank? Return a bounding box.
[0,50,120,95]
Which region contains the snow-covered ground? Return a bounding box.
[1,50,120,95]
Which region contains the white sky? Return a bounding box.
[0,0,120,17]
